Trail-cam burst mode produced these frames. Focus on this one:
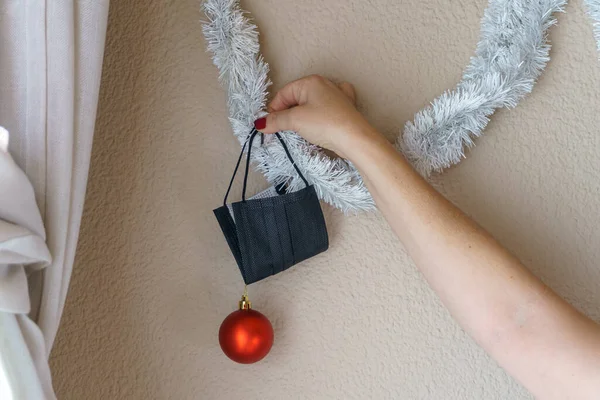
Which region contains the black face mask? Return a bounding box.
[214,129,329,285]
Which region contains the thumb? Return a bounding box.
[254,108,298,134]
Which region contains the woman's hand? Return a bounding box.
[254,75,384,159]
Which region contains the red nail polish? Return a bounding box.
[254,117,267,130]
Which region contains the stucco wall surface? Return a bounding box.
[50,1,600,399]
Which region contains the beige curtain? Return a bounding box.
[0,1,109,398]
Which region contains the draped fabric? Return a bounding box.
[0,1,109,398]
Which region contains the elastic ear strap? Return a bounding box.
[241,128,260,202]
[275,132,309,187]
[225,129,309,204]
[223,136,250,206]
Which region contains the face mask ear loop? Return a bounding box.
[222,131,254,206]
[274,132,309,187]
[241,128,261,202]
[229,129,308,204]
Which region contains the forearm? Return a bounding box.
[351,132,544,329]
[346,127,600,398]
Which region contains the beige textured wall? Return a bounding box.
[49,1,600,399]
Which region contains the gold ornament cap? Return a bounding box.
[239,286,251,310]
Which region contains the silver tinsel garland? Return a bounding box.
[203,0,598,213]
[588,0,600,53]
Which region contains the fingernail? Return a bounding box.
[254,117,267,130]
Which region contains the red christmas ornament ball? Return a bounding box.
[219,296,274,364]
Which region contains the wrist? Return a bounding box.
[338,121,391,162]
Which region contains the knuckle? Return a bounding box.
[306,74,325,85]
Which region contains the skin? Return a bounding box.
[256,75,600,399]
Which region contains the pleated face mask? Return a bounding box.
[214,129,329,284]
